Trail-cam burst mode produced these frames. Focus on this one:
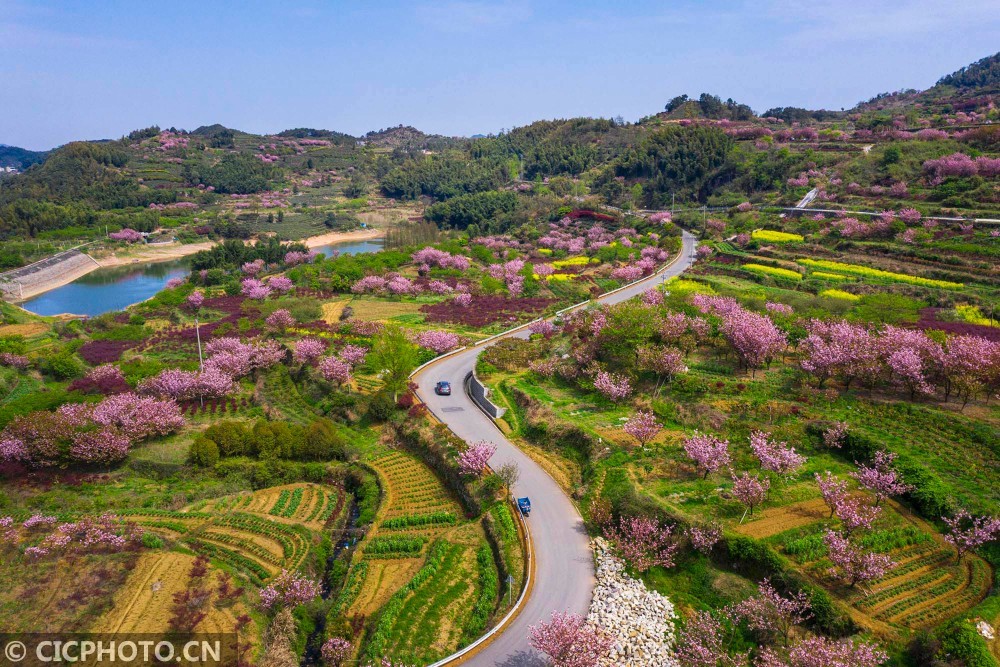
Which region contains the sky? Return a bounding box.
[2,0,999,151]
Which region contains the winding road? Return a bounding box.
[413,229,698,666]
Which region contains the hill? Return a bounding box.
[0,144,49,170]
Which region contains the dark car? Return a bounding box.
[434,381,452,396]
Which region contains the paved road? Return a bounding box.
[414,230,698,666]
[795,187,818,209]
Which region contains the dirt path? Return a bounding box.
[94,241,216,268]
[303,228,383,249]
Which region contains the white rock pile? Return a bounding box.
[587,538,679,667]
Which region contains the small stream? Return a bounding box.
[302,495,363,666]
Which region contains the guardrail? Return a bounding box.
[425,497,533,667]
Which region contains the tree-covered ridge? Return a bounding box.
[936,51,1000,90]
[0,145,48,170]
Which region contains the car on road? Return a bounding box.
[434,381,452,396]
[517,497,531,517]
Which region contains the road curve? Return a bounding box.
[414,230,698,666]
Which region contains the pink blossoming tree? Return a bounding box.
[527,611,614,667]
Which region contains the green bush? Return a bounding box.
[366,392,396,422]
[936,619,999,667]
[189,436,220,467]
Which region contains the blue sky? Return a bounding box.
[2,0,999,150]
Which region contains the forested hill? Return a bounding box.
[0,144,48,170]
[936,51,1000,91]
[0,51,998,247]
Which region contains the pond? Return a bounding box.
[19,237,385,317]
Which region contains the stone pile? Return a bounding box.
[587,538,679,667]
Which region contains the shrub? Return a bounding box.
[366,392,396,422]
[189,436,220,467]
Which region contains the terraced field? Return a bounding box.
[122,483,345,586]
[770,511,993,633]
[342,450,497,664]
[92,552,249,635]
[257,366,319,423]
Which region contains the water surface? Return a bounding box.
[19,237,385,317]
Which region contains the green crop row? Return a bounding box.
[382,511,457,530]
[366,535,426,555]
[362,541,454,662]
[201,530,283,566]
[329,561,369,618]
[463,545,499,642]
[269,490,291,516]
[187,539,269,586]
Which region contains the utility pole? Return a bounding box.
[507,574,514,606]
[671,192,675,214]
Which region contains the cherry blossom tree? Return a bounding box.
[266,309,295,331]
[834,496,881,536]
[757,636,887,667]
[269,276,294,293]
[259,570,320,611]
[823,530,894,587]
[710,306,787,375]
[642,288,664,306]
[241,278,271,300]
[683,433,731,479]
[319,357,351,385]
[338,344,368,367]
[851,451,911,506]
[416,331,460,354]
[622,411,661,447]
[749,431,806,477]
[942,509,1000,562]
[528,612,614,667]
[187,290,205,310]
[293,338,327,365]
[0,353,29,370]
[687,523,722,554]
[592,371,632,402]
[604,515,678,572]
[732,471,770,520]
[727,578,811,646]
[815,472,849,518]
[109,228,144,243]
[822,422,848,449]
[529,320,557,337]
[799,320,879,389]
[675,611,747,667]
[457,441,496,476]
[321,638,352,667]
[241,259,265,276]
[352,276,387,294]
[638,345,687,391]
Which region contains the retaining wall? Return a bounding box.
[466,370,506,419]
